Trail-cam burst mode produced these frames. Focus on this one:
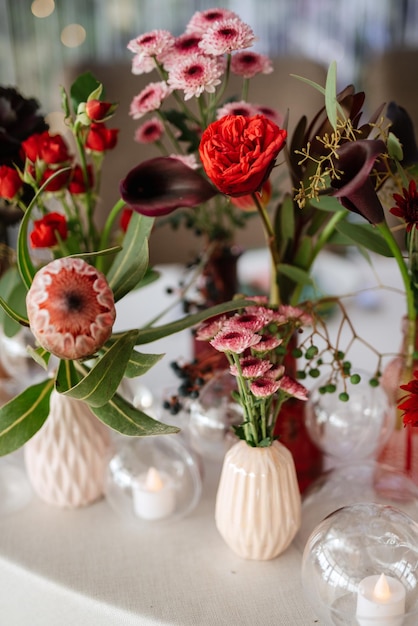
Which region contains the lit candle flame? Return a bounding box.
[145,467,164,492]
[373,573,391,602]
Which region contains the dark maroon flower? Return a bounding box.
[386,102,418,166]
[119,156,217,217]
[390,180,418,231]
[331,139,386,224]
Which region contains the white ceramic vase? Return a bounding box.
[215,439,301,560]
[24,390,112,508]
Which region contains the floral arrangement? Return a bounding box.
[0,72,247,456]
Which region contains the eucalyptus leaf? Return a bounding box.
[0,379,54,456]
[335,221,393,256]
[92,393,180,437]
[56,330,139,407]
[107,211,154,302]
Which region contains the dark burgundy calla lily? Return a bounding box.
[119,157,217,217]
[386,102,418,166]
[331,139,386,224]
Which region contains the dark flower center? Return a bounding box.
[65,291,84,312]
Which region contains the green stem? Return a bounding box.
[96,198,126,272]
[251,192,280,306]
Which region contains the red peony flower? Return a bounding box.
[199,114,287,197]
[0,165,23,200]
[389,180,418,232]
[398,371,418,427]
[230,180,272,211]
[86,123,119,152]
[26,257,116,360]
[30,212,68,248]
[68,164,94,194]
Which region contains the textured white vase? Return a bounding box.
[215,439,301,560]
[24,390,112,508]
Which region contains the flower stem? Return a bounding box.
[251,192,280,306]
[96,198,125,272]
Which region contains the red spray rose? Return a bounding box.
[86,123,119,152]
[85,100,114,122]
[398,371,418,427]
[30,212,68,248]
[0,165,23,200]
[198,114,287,197]
[68,164,94,194]
[22,131,71,165]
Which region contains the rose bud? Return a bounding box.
[0,165,23,200]
[85,100,116,122]
[26,257,116,360]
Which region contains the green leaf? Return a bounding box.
[124,350,165,378]
[92,393,180,437]
[107,211,154,302]
[55,358,80,392]
[0,295,29,331]
[293,235,314,269]
[26,345,51,370]
[335,221,393,256]
[132,297,253,345]
[387,131,404,162]
[56,330,140,407]
[0,379,54,456]
[277,264,313,286]
[275,193,295,256]
[325,61,338,130]
[309,195,344,212]
[70,71,101,112]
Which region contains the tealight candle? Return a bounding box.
[356,573,406,626]
[132,467,176,520]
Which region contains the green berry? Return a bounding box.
[339,392,349,402]
[350,374,361,385]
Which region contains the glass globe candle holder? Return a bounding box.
[301,503,418,625]
[304,371,395,464]
[105,435,202,524]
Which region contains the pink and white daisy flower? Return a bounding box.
[231,51,273,78]
[160,33,204,69]
[129,82,172,119]
[230,356,273,379]
[127,29,175,58]
[186,8,240,35]
[250,377,281,398]
[195,315,228,341]
[198,18,255,56]
[134,117,165,144]
[168,153,199,169]
[210,328,262,354]
[251,333,283,353]
[167,53,223,100]
[279,375,309,401]
[253,104,284,126]
[216,100,258,120]
[131,54,158,75]
[226,312,268,333]
[26,257,116,361]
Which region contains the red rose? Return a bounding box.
[68,164,94,194]
[41,167,71,192]
[119,207,133,232]
[230,180,272,211]
[0,165,23,199]
[21,134,44,162]
[198,114,287,197]
[22,131,71,165]
[30,212,68,248]
[85,100,113,122]
[86,123,119,152]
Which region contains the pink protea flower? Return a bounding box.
[250,377,280,398]
[251,333,283,353]
[216,100,258,119]
[186,8,240,34]
[195,315,228,341]
[279,375,309,401]
[198,17,255,56]
[26,257,116,360]
[210,328,262,354]
[167,53,223,100]
[226,312,268,333]
[127,29,175,58]
[134,117,165,144]
[230,356,272,379]
[231,51,273,78]
[129,82,172,119]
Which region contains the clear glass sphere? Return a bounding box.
[301,503,418,625]
[105,435,202,524]
[305,371,395,462]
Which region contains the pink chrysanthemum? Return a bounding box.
[210,328,261,354]
[131,54,158,75]
[26,257,116,361]
[127,29,175,57]
[129,82,172,119]
[186,8,240,35]
[231,51,273,78]
[251,333,283,353]
[264,364,285,380]
[250,377,280,398]
[195,315,228,341]
[216,100,258,120]
[198,18,255,56]
[134,117,165,144]
[168,153,199,169]
[274,305,313,327]
[253,104,284,127]
[226,312,267,333]
[230,356,272,379]
[160,33,204,69]
[279,375,309,401]
[167,53,223,100]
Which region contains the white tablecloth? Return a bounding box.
[0,250,406,625]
